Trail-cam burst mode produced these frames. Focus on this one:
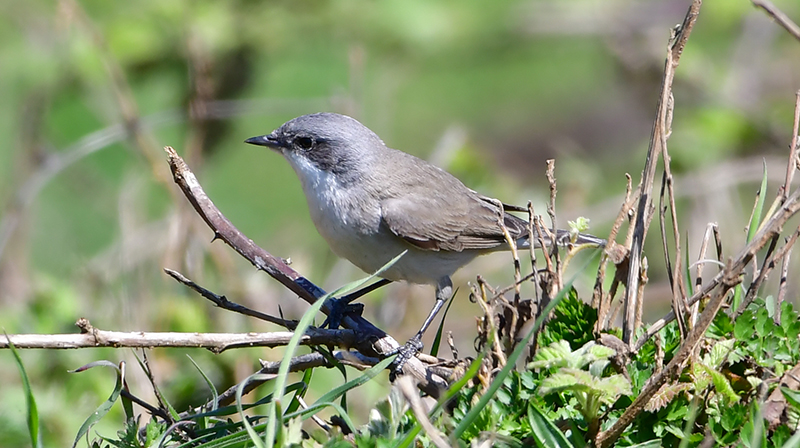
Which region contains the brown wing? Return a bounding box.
[381,193,529,252]
[376,147,530,252]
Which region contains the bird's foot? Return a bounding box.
[388,335,424,381]
[321,297,364,330]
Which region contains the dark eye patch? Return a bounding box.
[295,136,313,150]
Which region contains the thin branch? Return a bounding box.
[196,351,377,411]
[164,268,296,328]
[779,91,800,203]
[658,172,686,339]
[0,318,356,354]
[397,377,451,448]
[623,0,701,346]
[775,238,793,324]
[752,0,800,42]
[545,160,563,289]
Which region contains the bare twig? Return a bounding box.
[623,0,701,346]
[775,239,793,324]
[164,268,296,328]
[545,160,563,288]
[0,318,356,354]
[736,236,780,316]
[193,350,383,412]
[752,0,800,42]
[494,199,522,311]
[472,280,507,367]
[658,173,686,339]
[779,91,800,203]
[691,223,719,327]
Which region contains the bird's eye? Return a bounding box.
[294,136,313,150]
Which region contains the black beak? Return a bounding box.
[244,133,282,149]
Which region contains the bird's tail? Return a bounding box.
[553,229,606,247]
[518,228,606,249]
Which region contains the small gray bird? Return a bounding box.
[245,113,603,369]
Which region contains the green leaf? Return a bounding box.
[527,404,573,448]
[780,426,800,448]
[740,402,765,448]
[781,387,800,410]
[304,355,395,411]
[235,372,271,448]
[7,336,42,448]
[187,354,219,411]
[705,339,735,369]
[284,368,312,415]
[70,361,125,448]
[735,163,768,312]
[529,340,572,370]
[430,291,456,357]
[746,160,768,244]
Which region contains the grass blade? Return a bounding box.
[70,360,124,448]
[527,403,573,448]
[7,336,42,448]
[429,292,457,357]
[187,354,219,412]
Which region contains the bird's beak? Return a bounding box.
[244,132,284,150]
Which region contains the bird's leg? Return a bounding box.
[390,276,452,378]
[322,278,393,329]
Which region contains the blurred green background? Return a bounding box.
[1,0,799,446]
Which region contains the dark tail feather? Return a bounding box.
[520,228,606,248]
[554,229,606,247]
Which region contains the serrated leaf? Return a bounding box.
[595,375,633,403]
[706,339,735,368]
[645,382,691,412]
[586,343,616,360]
[529,340,573,369]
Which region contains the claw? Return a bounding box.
[388,335,424,381]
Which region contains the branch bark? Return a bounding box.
[0,318,356,354]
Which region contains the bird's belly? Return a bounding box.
[310,205,474,285]
[299,172,476,284]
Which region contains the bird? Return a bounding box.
[245,112,604,371]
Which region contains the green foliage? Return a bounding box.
[538,288,598,351]
[532,340,631,427]
[734,298,800,378]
